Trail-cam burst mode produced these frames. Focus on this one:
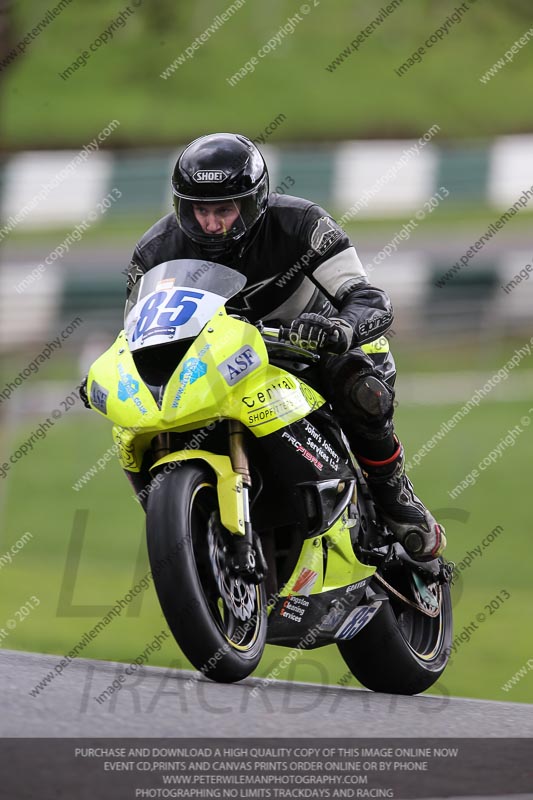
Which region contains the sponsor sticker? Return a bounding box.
[171,355,208,409]
[335,602,382,640]
[282,431,324,471]
[241,376,297,408]
[90,381,108,415]
[180,358,207,385]
[241,376,302,427]
[117,364,148,415]
[170,343,211,409]
[117,373,139,402]
[345,579,368,594]
[246,398,301,427]
[279,594,310,623]
[310,216,343,256]
[301,420,341,472]
[217,346,261,386]
[291,567,319,596]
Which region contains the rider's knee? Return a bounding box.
[348,373,395,421]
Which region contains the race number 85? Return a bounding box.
[132,289,204,342]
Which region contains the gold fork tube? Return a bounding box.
[228,420,251,486]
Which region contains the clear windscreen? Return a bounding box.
[124,260,246,352]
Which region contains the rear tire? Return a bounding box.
[337,574,452,695]
[146,462,266,683]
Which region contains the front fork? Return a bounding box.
[227,421,267,583]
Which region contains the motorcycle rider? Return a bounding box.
[123,133,445,562]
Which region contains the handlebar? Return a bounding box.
[259,324,321,363]
[260,324,289,341]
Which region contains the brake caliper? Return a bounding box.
[229,534,268,585]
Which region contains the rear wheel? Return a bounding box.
[146,463,266,682]
[337,567,452,695]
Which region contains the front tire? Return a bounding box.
[146,462,266,683]
[337,571,452,695]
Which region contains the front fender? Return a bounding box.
[150,449,246,536]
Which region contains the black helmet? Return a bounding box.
[172,133,269,259]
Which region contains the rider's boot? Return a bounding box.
[356,438,446,562]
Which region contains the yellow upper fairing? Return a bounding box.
[87,259,325,435]
[87,310,325,436]
[159,310,325,436]
[87,331,160,428]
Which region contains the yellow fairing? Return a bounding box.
[156,311,325,437]
[150,450,246,536]
[278,507,376,601]
[87,310,325,473]
[88,331,160,428]
[111,425,154,474]
[88,309,386,481]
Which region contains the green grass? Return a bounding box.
[1,394,531,703]
[393,336,533,374]
[1,0,533,147]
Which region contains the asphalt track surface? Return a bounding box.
[3,648,533,738]
[2,651,533,799]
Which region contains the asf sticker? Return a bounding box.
[90,381,108,414]
[310,216,343,256]
[217,345,261,386]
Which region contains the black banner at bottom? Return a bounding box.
[1,738,532,799]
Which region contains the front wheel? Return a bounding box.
[337,568,452,695]
[146,462,266,683]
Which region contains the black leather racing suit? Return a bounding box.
[126,193,397,456]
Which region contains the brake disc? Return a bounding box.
[207,514,256,622]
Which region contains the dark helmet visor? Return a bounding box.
[173,173,268,249]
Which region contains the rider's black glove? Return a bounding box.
[288,313,353,354]
[79,376,91,409]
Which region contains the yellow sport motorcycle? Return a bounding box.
[86,259,453,694]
